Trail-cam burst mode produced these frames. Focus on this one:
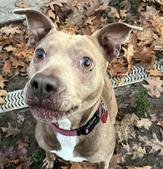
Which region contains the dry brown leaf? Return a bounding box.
[127,166,152,169]
[0,97,5,104]
[133,46,155,66]
[2,60,12,75]
[107,6,120,19]
[135,118,152,129]
[70,162,96,169]
[0,25,21,36]
[15,0,31,8]
[10,159,20,166]
[123,44,135,70]
[70,163,83,169]
[0,89,7,97]
[0,36,11,46]
[137,29,156,46]
[45,0,67,8]
[138,134,163,155]
[149,67,163,76]
[16,164,22,169]
[13,44,33,58]
[62,23,77,34]
[116,114,139,142]
[4,45,16,52]
[47,9,56,21]
[10,56,25,69]
[131,144,146,160]
[0,89,7,105]
[151,113,163,127]
[143,77,163,98]
[153,35,163,51]
[1,123,20,137]
[107,57,129,76]
[0,75,7,89]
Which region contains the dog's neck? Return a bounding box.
[49,99,108,136]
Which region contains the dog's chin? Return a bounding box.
[30,106,79,123]
[30,107,64,123]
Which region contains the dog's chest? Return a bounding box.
[50,118,86,162]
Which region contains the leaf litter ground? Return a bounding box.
[0,0,163,169]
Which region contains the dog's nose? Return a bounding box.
[31,74,60,99]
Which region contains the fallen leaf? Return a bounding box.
[0,89,7,97]
[123,44,135,70]
[15,0,31,8]
[16,164,22,169]
[116,114,139,142]
[13,44,33,58]
[61,23,77,34]
[47,9,56,21]
[131,144,146,160]
[137,29,156,46]
[138,134,163,155]
[153,35,163,51]
[107,6,120,19]
[70,163,83,169]
[4,45,16,52]
[10,56,25,69]
[133,46,155,67]
[0,75,7,89]
[2,60,12,75]
[149,67,163,76]
[0,25,21,36]
[107,57,129,76]
[1,123,20,137]
[143,77,163,98]
[0,97,5,104]
[151,112,163,127]
[135,118,152,129]
[70,162,96,169]
[10,159,20,166]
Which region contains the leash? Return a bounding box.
[0,62,162,113]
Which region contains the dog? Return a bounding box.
[14,9,141,169]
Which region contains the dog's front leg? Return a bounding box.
[42,151,56,169]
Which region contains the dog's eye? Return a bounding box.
[80,56,93,71]
[35,48,46,60]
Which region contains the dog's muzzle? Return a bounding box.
[25,73,72,122]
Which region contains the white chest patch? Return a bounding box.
[50,118,87,162]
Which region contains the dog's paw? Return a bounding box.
[42,158,54,169]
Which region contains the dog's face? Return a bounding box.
[14,9,140,123]
[26,31,106,122]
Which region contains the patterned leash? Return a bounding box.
[0,62,163,113]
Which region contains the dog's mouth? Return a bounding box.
[30,106,78,122]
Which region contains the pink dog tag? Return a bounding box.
[100,111,108,123]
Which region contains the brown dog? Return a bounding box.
[14,9,141,169]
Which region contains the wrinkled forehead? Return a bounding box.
[38,29,99,57]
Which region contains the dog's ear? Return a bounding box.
[13,9,55,45]
[93,22,142,62]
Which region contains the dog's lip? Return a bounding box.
[30,105,79,115]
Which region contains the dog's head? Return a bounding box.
[14,9,141,123]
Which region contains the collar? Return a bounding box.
[48,101,108,137]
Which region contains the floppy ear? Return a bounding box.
[13,9,55,45]
[93,22,142,62]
